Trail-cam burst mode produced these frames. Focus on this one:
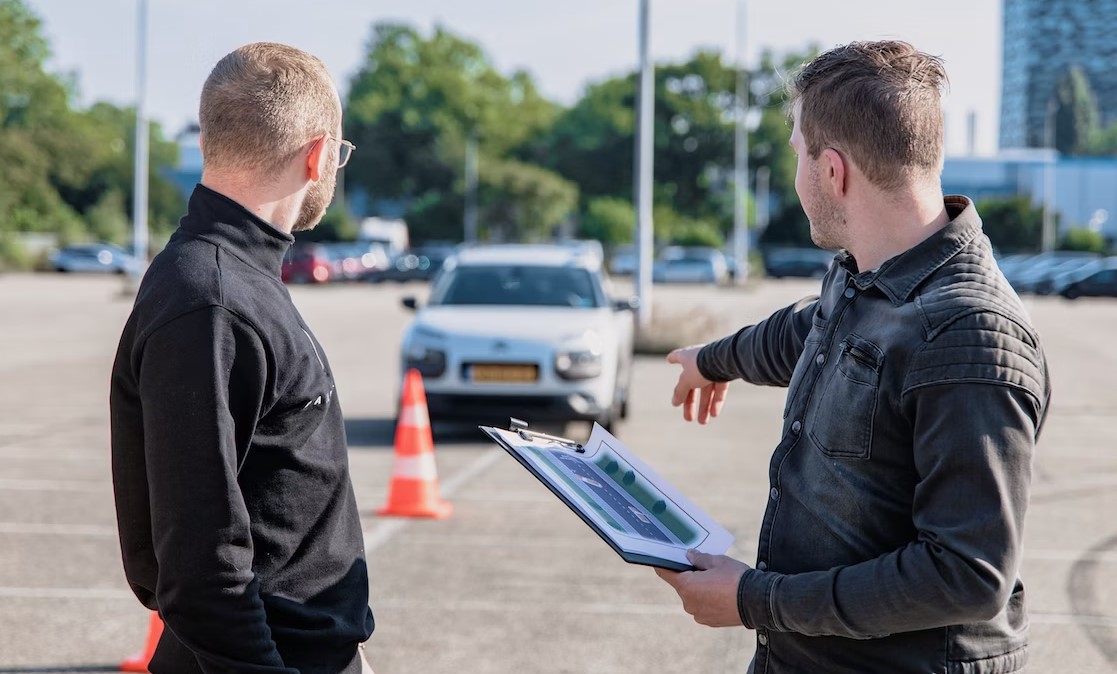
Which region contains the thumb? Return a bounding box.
[686,549,717,570]
[666,349,681,365]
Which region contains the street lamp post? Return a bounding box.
[1042,97,1057,253]
[131,0,150,277]
[733,0,750,283]
[464,132,479,244]
[634,0,655,330]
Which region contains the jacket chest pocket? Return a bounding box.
[807,332,883,459]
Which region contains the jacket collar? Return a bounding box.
[179,184,294,276]
[840,195,983,306]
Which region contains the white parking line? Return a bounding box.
[364,449,504,555]
[390,533,591,549]
[373,596,681,617]
[0,478,107,493]
[1031,475,1117,498]
[0,522,116,536]
[1031,612,1117,628]
[1025,548,1117,563]
[0,448,105,461]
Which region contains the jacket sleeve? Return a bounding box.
[136,306,295,674]
[695,296,818,386]
[737,311,1049,638]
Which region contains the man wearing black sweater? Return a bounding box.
[110,43,374,673]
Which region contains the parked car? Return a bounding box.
[1059,257,1117,299]
[367,245,454,283]
[49,243,139,274]
[609,245,637,276]
[558,238,605,264]
[1006,252,1099,293]
[281,243,332,284]
[323,241,390,282]
[762,247,835,279]
[652,246,729,284]
[399,244,636,430]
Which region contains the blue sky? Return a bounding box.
[26,0,1002,155]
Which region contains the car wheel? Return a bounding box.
[1063,286,1080,300]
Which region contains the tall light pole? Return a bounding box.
[733,0,750,283]
[634,0,654,330]
[755,165,770,234]
[132,0,150,275]
[464,132,479,244]
[1041,97,1058,253]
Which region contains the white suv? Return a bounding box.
[399,244,636,430]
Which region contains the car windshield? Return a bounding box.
[431,265,604,308]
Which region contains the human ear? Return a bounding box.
[821,147,847,198]
[306,136,327,182]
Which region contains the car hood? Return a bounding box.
[414,306,613,340]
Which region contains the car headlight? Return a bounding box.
[403,342,447,378]
[555,331,604,380]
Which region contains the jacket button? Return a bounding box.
[844,287,856,299]
[757,561,768,571]
[815,353,825,366]
[758,631,769,646]
[770,487,780,501]
[791,420,802,434]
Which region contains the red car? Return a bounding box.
[282,243,332,284]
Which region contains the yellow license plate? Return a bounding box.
[470,364,539,383]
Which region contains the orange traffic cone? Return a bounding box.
[377,370,452,519]
[120,611,164,672]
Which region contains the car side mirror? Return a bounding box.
[401,297,419,311]
[612,296,640,312]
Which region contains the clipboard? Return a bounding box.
[479,418,734,571]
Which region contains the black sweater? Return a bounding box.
[110,185,374,674]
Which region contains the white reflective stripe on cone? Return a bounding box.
[398,404,430,429]
[392,453,439,480]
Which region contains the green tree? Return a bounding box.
[1084,121,1117,155]
[1058,228,1108,254]
[0,0,86,243]
[345,22,560,222]
[343,22,577,244]
[1052,66,1098,155]
[579,197,635,245]
[478,157,578,242]
[0,0,183,263]
[294,205,359,243]
[73,103,183,236]
[670,219,724,248]
[529,47,814,244]
[86,189,130,244]
[976,196,1045,253]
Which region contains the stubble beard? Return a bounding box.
[806,162,847,251]
[291,167,337,233]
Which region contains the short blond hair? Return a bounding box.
[200,42,340,174]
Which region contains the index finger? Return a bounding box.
[654,566,683,586]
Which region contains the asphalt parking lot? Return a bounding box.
[0,273,1114,673]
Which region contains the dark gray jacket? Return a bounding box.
[697,196,1050,674]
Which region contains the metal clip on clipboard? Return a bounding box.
[508,417,585,453]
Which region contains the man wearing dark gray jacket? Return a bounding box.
[656,41,1050,674]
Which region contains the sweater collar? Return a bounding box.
[179,184,294,275]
